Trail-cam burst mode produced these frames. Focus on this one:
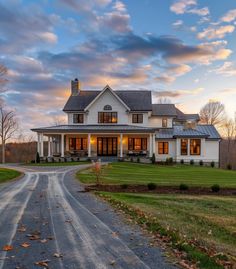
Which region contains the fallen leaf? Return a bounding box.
[2,245,13,251]
[21,242,30,248]
[65,219,72,223]
[34,260,50,267]
[47,236,54,240]
[40,239,48,244]
[53,253,63,258]
[29,235,40,240]
[110,260,116,266]
[18,226,26,232]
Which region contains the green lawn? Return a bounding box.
[0,168,21,183]
[26,161,91,167]
[77,162,236,187]
[99,192,236,268]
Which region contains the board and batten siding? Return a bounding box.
[148,117,173,128]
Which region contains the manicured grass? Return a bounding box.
[99,192,236,268]
[26,161,91,167]
[0,168,21,183]
[77,162,236,187]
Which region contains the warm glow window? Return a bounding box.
[128,138,147,151]
[132,114,143,123]
[73,114,84,124]
[158,142,169,154]
[181,139,188,155]
[69,138,87,150]
[98,112,117,123]
[162,118,167,128]
[190,139,201,155]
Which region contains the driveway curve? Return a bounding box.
[0,165,176,269]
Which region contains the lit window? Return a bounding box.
[158,142,169,154]
[69,138,87,150]
[181,139,188,155]
[128,138,147,151]
[190,139,201,155]
[98,112,117,123]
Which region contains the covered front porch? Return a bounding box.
[32,125,156,160]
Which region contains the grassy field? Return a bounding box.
[0,168,21,183]
[77,162,236,187]
[26,161,91,167]
[99,192,236,268]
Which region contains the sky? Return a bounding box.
[0,0,236,134]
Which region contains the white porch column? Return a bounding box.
[152,134,156,155]
[61,134,65,157]
[88,134,91,157]
[37,133,40,154]
[48,136,51,157]
[120,133,123,158]
[40,133,44,157]
[149,133,152,157]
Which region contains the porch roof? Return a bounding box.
[31,124,156,134]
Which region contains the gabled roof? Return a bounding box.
[152,104,177,116]
[175,107,200,121]
[156,125,221,139]
[63,88,152,112]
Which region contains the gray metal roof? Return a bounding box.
[31,124,156,134]
[175,107,200,121]
[156,125,221,139]
[152,104,177,116]
[63,90,152,112]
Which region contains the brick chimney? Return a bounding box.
[71,78,80,96]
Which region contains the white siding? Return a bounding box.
[67,113,87,125]
[128,113,149,126]
[149,116,173,128]
[155,140,176,161]
[86,89,129,124]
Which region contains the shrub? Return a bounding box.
[166,157,173,165]
[179,183,189,191]
[137,157,140,163]
[151,153,156,164]
[131,157,134,162]
[190,159,194,165]
[211,161,215,168]
[180,159,184,164]
[211,184,220,193]
[199,160,203,166]
[121,184,129,189]
[36,152,40,163]
[227,164,232,170]
[147,182,157,190]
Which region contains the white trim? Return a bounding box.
[84,85,130,111]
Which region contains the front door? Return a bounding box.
[97,137,117,156]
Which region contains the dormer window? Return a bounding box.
[104,105,112,111]
[73,113,84,124]
[162,118,167,128]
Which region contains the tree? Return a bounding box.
[157,97,172,104]
[0,105,18,163]
[199,101,226,126]
[0,64,7,102]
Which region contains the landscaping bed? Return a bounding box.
[85,184,236,196]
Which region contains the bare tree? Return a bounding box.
[157,97,172,104]
[199,101,226,126]
[51,115,66,126]
[0,64,7,103]
[0,105,18,163]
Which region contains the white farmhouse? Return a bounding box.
[32,79,221,164]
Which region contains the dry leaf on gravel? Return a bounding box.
[110,260,116,266]
[21,242,30,248]
[2,245,13,251]
[18,226,26,232]
[53,253,63,258]
[34,259,50,267]
[40,239,48,244]
[47,236,54,240]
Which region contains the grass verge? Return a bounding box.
[0,168,22,183]
[97,192,236,269]
[25,161,91,166]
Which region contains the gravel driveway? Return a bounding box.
[0,165,176,269]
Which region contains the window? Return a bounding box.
[162,118,168,128]
[98,112,117,123]
[132,114,143,124]
[128,138,147,151]
[69,138,87,150]
[103,105,112,110]
[181,139,188,155]
[73,114,84,124]
[190,139,201,155]
[158,142,169,154]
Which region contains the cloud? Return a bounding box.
[220,9,236,23]
[197,25,235,40]
[211,62,236,76]
[155,87,204,97]
[172,20,197,32]
[170,0,209,16]
[219,88,236,95]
